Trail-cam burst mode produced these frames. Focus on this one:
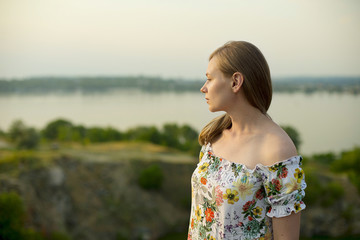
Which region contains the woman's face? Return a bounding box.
[200,56,234,112]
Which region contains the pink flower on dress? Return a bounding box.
[255,187,265,200]
[242,199,255,212]
[272,179,282,191]
[215,185,224,206]
[280,167,288,178]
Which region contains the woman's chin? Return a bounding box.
[208,106,218,112]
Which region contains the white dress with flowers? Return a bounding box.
[188,143,306,240]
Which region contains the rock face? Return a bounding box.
[0,155,196,240]
[1,150,360,239]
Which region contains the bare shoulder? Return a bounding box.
[259,124,298,166]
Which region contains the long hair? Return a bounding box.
[199,41,272,145]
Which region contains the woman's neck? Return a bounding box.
[226,103,269,137]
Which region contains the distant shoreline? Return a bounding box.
[1,76,360,95]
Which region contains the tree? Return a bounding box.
[125,126,161,144]
[161,123,180,149]
[8,120,39,149]
[331,147,360,192]
[42,119,73,140]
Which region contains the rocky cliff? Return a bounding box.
[1,142,360,239]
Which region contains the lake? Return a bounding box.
[1,90,359,155]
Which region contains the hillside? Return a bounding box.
[1,142,360,239]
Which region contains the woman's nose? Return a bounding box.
[200,83,207,93]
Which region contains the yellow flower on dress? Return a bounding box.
[223,189,240,204]
[233,178,254,200]
[209,236,216,240]
[285,177,301,194]
[294,203,302,212]
[198,162,209,173]
[269,166,278,172]
[195,206,202,221]
[252,206,263,216]
[294,168,304,183]
[199,151,204,162]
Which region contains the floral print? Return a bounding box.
[223,189,240,204]
[188,143,306,240]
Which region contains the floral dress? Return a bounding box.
[188,143,306,240]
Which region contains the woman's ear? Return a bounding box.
[231,72,244,93]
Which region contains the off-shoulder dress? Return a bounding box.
[188,143,306,240]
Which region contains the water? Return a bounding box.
[1,90,359,155]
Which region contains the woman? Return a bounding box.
[188,41,306,240]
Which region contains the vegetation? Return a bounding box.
[1,119,360,239]
[2,118,301,158]
[8,120,40,149]
[0,76,359,94]
[0,192,70,240]
[330,147,360,192]
[138,164,164,190]
[2,119,200,156]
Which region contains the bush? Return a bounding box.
[302,169,323,206]
[42,119,73,141]
[138,164,164,190]
[331,147,360,192]
[0,151,41,173]
[8,120,40,149]
[321,181,345,207]
[125,126,160,144]
[312,152,336,164]
[0,192,71,240]
[0,192,25,240]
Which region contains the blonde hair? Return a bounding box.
[199,41,272,145]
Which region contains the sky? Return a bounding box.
[0,0,359,80]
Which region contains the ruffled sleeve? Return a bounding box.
[257,156,306,218]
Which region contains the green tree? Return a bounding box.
[178,125,199,155]
[161,123,180,149]
[331,147,360,192]
[42,119,73,140]
[281,125,301,150]
[71,125,87,142]
[8,120,39,149]
[125,126,161,144]
[86,127,108,142]
[0,127,5,137]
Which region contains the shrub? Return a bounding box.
[138,164,164,190]
[0,192,25,240]
[8,120,40,149]
[0,192,71,240]
[331,147,360,192]
[42,119,73,141]
[321,181,345,207]
[302,169,323,206]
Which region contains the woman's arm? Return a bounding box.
[273,212,301,240]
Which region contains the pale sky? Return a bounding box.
[1,0,359,79]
